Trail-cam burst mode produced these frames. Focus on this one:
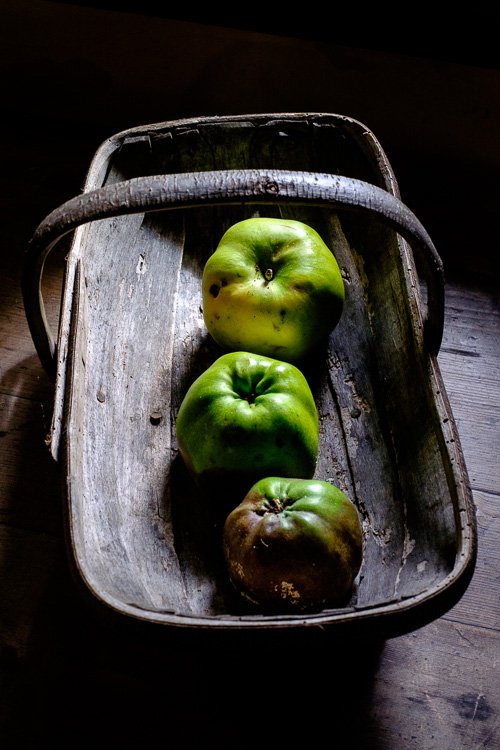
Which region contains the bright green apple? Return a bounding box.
[202,217,345,362]
[175,351,319,500]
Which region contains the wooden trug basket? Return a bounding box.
[23,113,477,638]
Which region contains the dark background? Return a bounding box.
[56,2,500,69]
[3,0,499,288]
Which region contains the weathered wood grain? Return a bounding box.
[0,250,63,402]
[33,115,473,633]
[438,283,500,493]
[437,283,500,636]
[444,489,500,632]
[369,620,500,749]
[0,391,61,534]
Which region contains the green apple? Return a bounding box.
[223,476,363,612]
[202,217,345,362]
[175,351,319,501]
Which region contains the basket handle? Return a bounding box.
[22,169,444,379]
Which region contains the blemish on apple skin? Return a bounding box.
[209,284,220,298]
[233,561,245,579]
[279,581,300,603]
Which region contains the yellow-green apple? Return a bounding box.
[202,217,345,362]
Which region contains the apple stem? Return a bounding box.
[267,496,284,513]
[264,268,273,281]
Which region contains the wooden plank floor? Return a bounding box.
[1,138,498,750]
[1,3,499,748]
